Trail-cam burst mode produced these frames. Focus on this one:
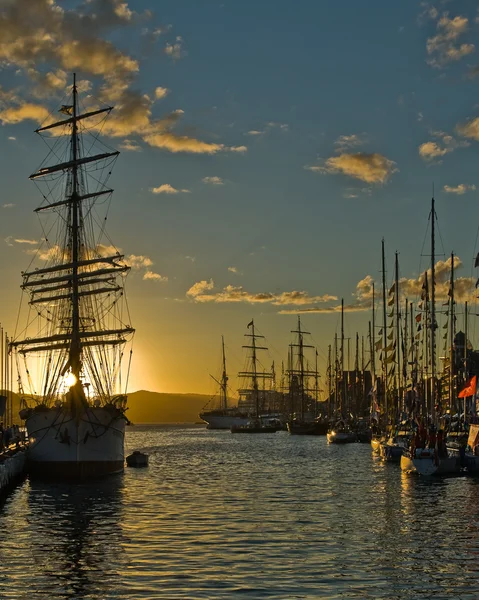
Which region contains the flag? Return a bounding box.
[459,376,477,398]
[59,105,73,115]
[415,314,422,323]
[388,296,394,306]
[389,283,395,295]
[375,339,382,351]
[388,329,394,340]
[247,320,253,328]
[475,252,479,268]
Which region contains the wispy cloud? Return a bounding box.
[228,266,238,273]
[426,12,474,67]
[127,254,153,269]
[186,279,336,306]
[443,183,476,194]
[119,139,142,152]
[245,122,289,136]
[150,184,190,194]
[2,203,15,208]
[164,36,186,60]
[418,130,469,162]
[202,176,224,186]
[334,134,366,152]
[143,270,168,282]
[306,152,397,184]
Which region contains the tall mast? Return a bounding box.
[314,349,319,418]
[430,197,436,421]
[395,251,401,417]
[70,72,81,383]
[327,344,332,419]
[334,333,338,416]
[221,335,228,410]
[371,282,376,382]
[239,320,270,418]
[341,298,346,418]
[464,301,468,419]
[381,239,388,428]
[449,253,455,415]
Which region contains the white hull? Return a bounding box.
[26,406,125,479]
[200,413,250,430]
[400,451,460,476]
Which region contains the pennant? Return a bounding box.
[247,320,253,328]
[375,339,382,351]
[389,283,395,295]
[458,375,477,398]
[388,310,394,318]
[475,252,479,268]
[388,296,395,306]
[388,330,394,340]
[59,105,73,115]
[418,302,423,309]
[415,314,422,323]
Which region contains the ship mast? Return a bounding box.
[70,73,81,385]
[381,239,388,429]
[430,196,436,422]
[239,320,270,418]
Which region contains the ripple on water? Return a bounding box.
[0,425,478,599]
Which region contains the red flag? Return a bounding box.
[415,314,422,323]
[458,375,477,398]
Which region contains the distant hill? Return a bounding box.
[0,389,212,425]
[126,390,212,424]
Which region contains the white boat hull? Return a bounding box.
[199,413,250,430]
[400,451,460,476]
[25,406,125,479]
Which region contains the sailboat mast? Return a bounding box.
[327,344,332,419]
[341,298,345,418]
[70,73,81,382]
[221,335,228,410]
[464,301,468,419]
[371,282,376,380]
[250,321,259,418]
[298,317,305,421]
[449,253,454,415]
[395,251,401,415]
[430,197,436,421]
[381,239,388,428]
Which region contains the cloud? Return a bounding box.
[154,86,169,100]
[150,184,190,194]
[186,279,337,306]
[456,117,479,141]
[228,266,238,273]
[419,130,469,162]
[13,238,38,245]
[119,139,142,151]
[245,122,288,137]
[426,13,475,67]
[184,255,196,262]
[0,2,245,157]
[202,176,224,185]
[230,145,247,153]
[8,136,16,141]
[2,203,15,208]
[334,134,366,152]
[164,36,186,60]
[306,152,397,184]
[143,270,168,282]
[443,184,476,194]
[127,254,153,269]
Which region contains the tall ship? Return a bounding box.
[10,74,135,479]
[199,336,250,430]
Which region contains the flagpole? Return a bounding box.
[464,301,468,421]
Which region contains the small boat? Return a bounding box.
[126,451,149,468]
[327,422,357,444]
[287,418,328,436]
[400,448,460,476]
[379,431,410,462]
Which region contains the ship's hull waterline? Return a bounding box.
[25,406,126,480]
[199,413,250,430]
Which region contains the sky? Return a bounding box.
[1,0,479,396]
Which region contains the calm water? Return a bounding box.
[0,425,478,599]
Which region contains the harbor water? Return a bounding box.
[0,424,478,599]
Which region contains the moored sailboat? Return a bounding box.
[231,320,277,433]
[199,337,250,429]
[11,75,134,479]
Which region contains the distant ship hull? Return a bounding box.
[199,410,250,430]
[25,406,125,480]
